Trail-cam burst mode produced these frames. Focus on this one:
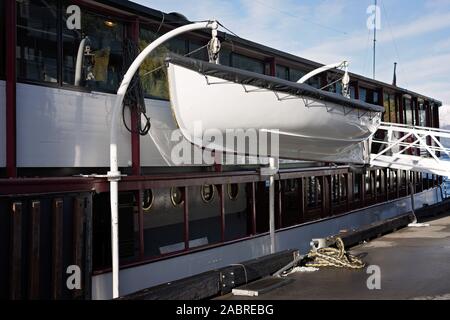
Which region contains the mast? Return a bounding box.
[373,0,377,80]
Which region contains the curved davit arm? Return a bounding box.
[298,61,350,98]
[108,20,219,299]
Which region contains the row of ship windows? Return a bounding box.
[138,172,391,214]
[0,1,377,101]
[0,0,439,126]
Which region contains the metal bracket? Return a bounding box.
[220,271,236,294]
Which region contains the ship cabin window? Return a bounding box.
[276,64,289,80]
[359,87,367,102]
[349,85,356,99]
[219,48,231,66]
[0,0,5,78]
[383,92,396,123]
[16,0,58,83]
[62,3,124,92]
[231,53,265,74]
[289,68,305,83]
[188,39,209,61]
[418,99,426,127]
[373,91,380,105]
[403,96,414,125]
[139,25,192,100]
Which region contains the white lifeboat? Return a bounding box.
[166,54,384,164]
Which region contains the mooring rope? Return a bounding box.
[304,238,365,269]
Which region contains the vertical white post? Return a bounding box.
[269,157,279,254]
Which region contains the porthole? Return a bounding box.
[142,189,154,212]
[170,187,184,207]
[227,184,239,201]
[201,185,215,203]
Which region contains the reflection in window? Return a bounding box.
[276,65,289,80]
[17,0,58,83]
[62,4,124,92]
[390,95,397,123]
[139,27,191,100]
[231,53,264,74]
[403,97,414,125]
[383,93,390,122]
[289,68,305,82]
[418,99,426,127]
[359,87,367,102]
[188,40,208,61]
[219,48,231,66]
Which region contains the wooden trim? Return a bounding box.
[72,197,85,299]
[29,201,41,299]
[10,202,22,299]
[52,199,64,300]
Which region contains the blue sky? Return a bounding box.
[132,0,450,107]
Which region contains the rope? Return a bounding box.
[122,38,151,136]
[304,238,365,269]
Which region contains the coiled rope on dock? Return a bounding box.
[304,238,365,269]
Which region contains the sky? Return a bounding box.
[132,0,450,120]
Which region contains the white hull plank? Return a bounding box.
[168,63,381,164]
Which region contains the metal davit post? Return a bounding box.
[108,20,219,299]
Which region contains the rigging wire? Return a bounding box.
[251,0,349,35]
[380,0,409,88]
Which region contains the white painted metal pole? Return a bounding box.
[108,20,218,299]
[269,157,279,254]
[297,61,347,84]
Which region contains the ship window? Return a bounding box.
[349,85,356,99]
[139,26,190,100]
[227,184,240,200]
[276,65,289,80]
[403,97,414,125]
[373,91,379,104]
[383,93,397,123]
[16,0,58,83]
[389,94,397,123]
[219,48,232,66]
[383,93,390,122]
[359,87,367,102]
[142,189,154,212]
[231,53,264,74]
[188,40,208,61]
[289,68,305,82]
[62,4,124,92]
[170,187,184,207]
[201,185,215,203]
[418,99,426,127]
[0,0,4,78]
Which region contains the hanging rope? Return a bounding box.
[304,238,366,269]
[122,38,151,136]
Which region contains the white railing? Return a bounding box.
[370,122,450,177]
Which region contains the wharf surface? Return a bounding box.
[219,214,450,300]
